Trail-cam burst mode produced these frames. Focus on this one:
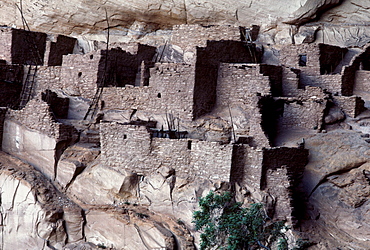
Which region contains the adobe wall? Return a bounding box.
[100,122,233,181]
[0,28,12,63]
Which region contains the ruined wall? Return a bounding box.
[0,28,12,63]
[279,97,326,130]
[5,99,74,141]
[47,35,77,66]
[100,122,233,181]
[334,95,366,118]
[171,25,241,64]
[102,63,195,122]
[216,63,272,147]
[354,70,370,93]
[11,29,47,65]
[230,144,263,190]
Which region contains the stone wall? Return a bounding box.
[354,70,370,93]
[279,44,345,94]
[230,144,263,190]
[35,51,101,99]
[100,122,233,181]
[216,63,273,147]
[11,29,47,65]
[0,107,7,150]
[102,63,195,122]
[47,35,77,66]
[279,97,327,130]
[171,25,241,64]
[5,99,74,141]
[0,28,12,63]
[334,95,366,118]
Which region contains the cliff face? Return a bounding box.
[0,0,370,249]
[1,0,369,47]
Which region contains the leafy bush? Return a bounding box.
[193,191,288,250]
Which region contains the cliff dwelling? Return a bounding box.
[0,0,370,249]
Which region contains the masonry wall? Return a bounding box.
[0,28,12,63]
[354,70,370,93]
[5,99,75,141]
[0,107,7,150]
[35,51,101,99]
[100,122,233,181]
[102,63,195,122]
[334,95,366,118]
[11,29,47,65]
[279,98,326,130]
[171,25,241,64]
[216,63,272,147]
[47,35,77,66]
[230,144,263,190]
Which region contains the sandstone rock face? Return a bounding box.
[2,0,369,47]
[0,152,84,249]
[300,130,370,248]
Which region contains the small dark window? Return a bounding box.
[123,134,127,139]
[90,55,94,59]
[157,93,161,98]
[78,72,82,77]
[299,54,307,66]
[187,140,192,150]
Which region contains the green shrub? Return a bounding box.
[193,191,288,250]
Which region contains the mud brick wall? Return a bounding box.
[0,107,7,149]
[279,98,327,130]
[230,144,263,190]
[171,25,241,64]
[334,95,366,118]
[0,28,12,62]
[6,99,74,141]
[354,70,370,92]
